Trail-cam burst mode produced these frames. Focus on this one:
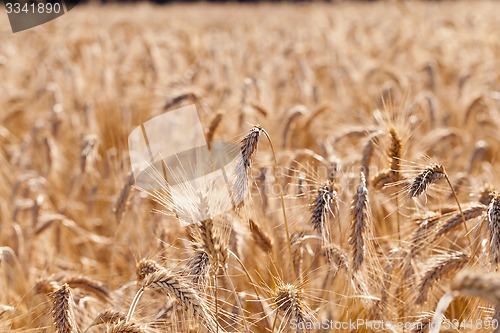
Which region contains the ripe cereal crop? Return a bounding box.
[0,1,500,332]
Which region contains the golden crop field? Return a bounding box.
[1,1,500,332]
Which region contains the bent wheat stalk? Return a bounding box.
[430,272,500,333]
[126,268,217,333]
[260,127,296,281]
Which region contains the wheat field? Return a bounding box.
[1,1,500,332]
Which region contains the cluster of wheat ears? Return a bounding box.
[0,1,500,332]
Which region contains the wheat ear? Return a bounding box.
[349,172,369,272]
[63,275,111,303]
[198,218,228,270]
[388,127,404,244]
[206,112,223,148]
[488,194,500,266]
[107,320,145,333]
[435,204,486,238]
[479,184,496,205]
[388,126,402,181]
[408,164,446,198]
[126,268,217,333]
[136,258,163,281]
[50,283,78,333]
[248,218,273,253]
[310,181,337,244]
[232,125,262,207]
[84,310,126,332]
[409,163,472,247]
[408,213,441,259]
[281,105,306,148]
[272,283,313,332]
[451,272,500,305]
[430,272,500,333]
[416,252,469,304]
[371,169,392,190]
[186,243,211,286]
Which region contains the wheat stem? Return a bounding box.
[261,128,296,281]
[443,172,472,248]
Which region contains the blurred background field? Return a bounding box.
[1,1,500,332]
